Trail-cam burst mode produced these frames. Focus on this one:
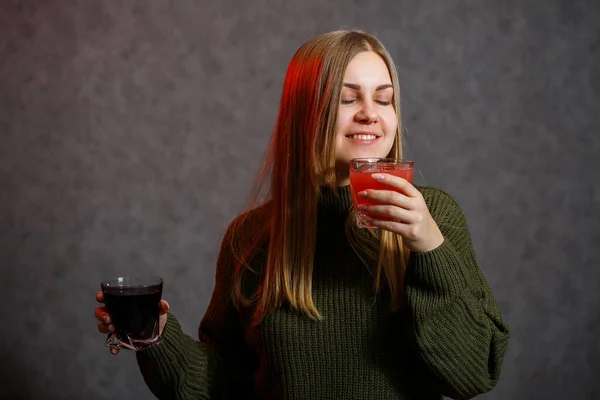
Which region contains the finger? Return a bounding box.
[97,322,115,334]
[370,173,420,198]
[358,204,414,223]
[364,216,411,236]
[94,307,111,324]
[359,188,413,209]
[96,292,104,303]
[366,216,419,241]
[159,300,170,315]
[110,347,120,356]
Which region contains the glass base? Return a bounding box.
[355,212,379,229]
[105,332,161,351]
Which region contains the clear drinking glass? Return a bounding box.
[349,158,414,228]
[100,276,163,351]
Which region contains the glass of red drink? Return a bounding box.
[349,158,414,228]
[101,276,163,351]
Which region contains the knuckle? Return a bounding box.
[408,226,419,240]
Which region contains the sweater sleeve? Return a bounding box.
[404,187,511,399]
[135,229,256,400]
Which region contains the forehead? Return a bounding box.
[343,51,391,83]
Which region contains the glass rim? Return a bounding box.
[101,276,163,289]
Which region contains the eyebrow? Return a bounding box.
[343,83,393,91]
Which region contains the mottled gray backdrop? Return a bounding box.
[1,0,599,399]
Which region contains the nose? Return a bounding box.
[354,100,378,123]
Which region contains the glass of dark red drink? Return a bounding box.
[101,276,163,351]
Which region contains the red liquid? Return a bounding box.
[350,166,414,221]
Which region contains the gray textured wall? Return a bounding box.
[1,0,599,399]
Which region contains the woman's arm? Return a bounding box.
[404,187,511,399]
[135,228,256,400]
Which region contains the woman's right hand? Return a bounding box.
[94,292,170,355]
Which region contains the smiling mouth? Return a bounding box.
[345,134,379,141]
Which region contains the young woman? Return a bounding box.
[95,29,510,400]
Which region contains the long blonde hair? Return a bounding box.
[228,30,409,325]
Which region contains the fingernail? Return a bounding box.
[357,204,366,210]
[371,173,384,181]
[359,191,368,197]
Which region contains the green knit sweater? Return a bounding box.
[136,185,510,400]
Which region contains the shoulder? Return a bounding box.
[226,202,272,234]
[219,202,271,262]
[417,186,463,211]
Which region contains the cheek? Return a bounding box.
[336,109,352,129]
[382,110,398,133]
[335,114,352,143]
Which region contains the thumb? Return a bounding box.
[159,300,170,315]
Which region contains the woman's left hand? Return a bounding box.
[357,173,445,253]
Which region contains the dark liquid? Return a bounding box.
[103,287,161,340]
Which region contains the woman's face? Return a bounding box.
[334,51,397,185]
